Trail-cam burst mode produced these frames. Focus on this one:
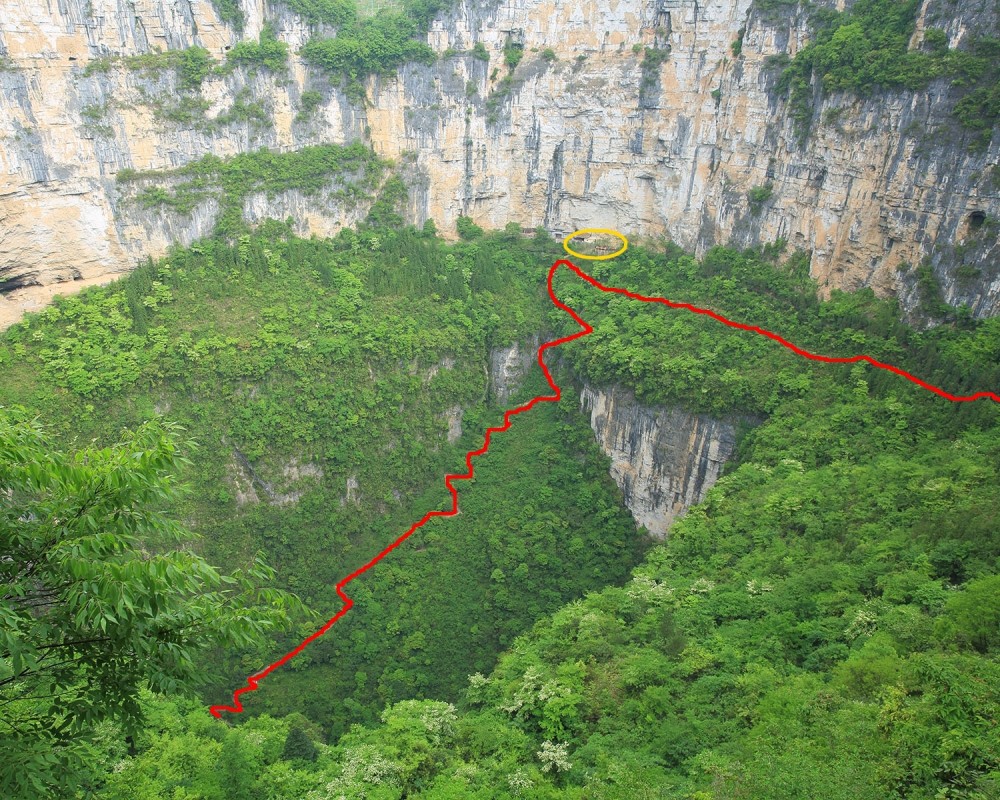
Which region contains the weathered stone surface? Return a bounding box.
[581,384,741,538]
[489,335,540,404]
[1,0,998,327]
[443,404,464,443]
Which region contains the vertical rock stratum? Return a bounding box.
[581,384,741,538]
[1,0,998,326]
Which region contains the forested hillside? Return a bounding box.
[2,219,998,797]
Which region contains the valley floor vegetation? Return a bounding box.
[1,221,998,798]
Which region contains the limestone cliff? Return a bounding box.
[581,384,741,538]
[1,0,998,327]
[488,334,540,404]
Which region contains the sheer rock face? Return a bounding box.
[443,405,464,443]
[581,385,740,538]
[489,335,540,404]
[2,0,998,327]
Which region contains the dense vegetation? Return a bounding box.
[83,45,216,91]
[300,14,436,96]
[769,0,1000,144]
[81,41,282,134]
[555,243,999,428]
[119,143,392,238]
[284,0,360,27]
[0,225,647,774]
[225,25,290,73]
[14,0,996,794]
[295,0,452,96]
[0,414,306,797]
[2,221,998,796]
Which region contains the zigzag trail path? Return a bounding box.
[209,257,1000,719]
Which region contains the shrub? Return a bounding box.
[471,42,489,61]
[154,96,212,127]
[122,143,389,238]
[281,727,318,762]
[298,90,324,120]
[748,183,774,211]
[922,27,948,53]
[456,215,484,240]
[365,175,408,229]
[915,262,950,317]
[301,13,436,82]
[213,97,271,128]
[503,221,522,240]
[732,27,745,57]
[178,46,214,91]
[403,0,452,28]
[640,47,669,93]
[226,25,289,72]
[773,0,1000,141]
[81,103,107,122]
[641,47,669,72]
[503,42,524,69]
[955,265,981,284]
[941,575,1000,654]
[82,57,114,75]
[210,0,245,32]
[286,0,357,27]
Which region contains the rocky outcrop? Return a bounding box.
[1,0,998,327]
[442,404,464,443]
[227,448,325,507]
[581,384,741,538]
[489,335,540,404]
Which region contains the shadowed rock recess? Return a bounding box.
[1,0,999,325]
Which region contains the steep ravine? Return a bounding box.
[1,0,998,327]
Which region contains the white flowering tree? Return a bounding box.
[537,740,572,773]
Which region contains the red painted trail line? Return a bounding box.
[209,258,999,718]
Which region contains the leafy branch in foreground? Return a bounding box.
[0,410,310,798]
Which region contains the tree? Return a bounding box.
[0,410,307,797]
[940,574,1000,654]
[281,726,317,763]
[537,740,572,773]
[456,215,484,240]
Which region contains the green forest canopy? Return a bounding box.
[1,224,998,797]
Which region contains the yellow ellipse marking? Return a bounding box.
[563,228,629,261]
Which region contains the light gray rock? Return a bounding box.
[489,335,540,404]
[581,384,741,538]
